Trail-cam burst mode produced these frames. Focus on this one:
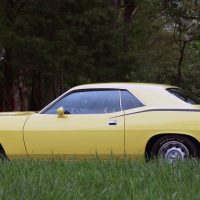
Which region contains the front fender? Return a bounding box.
[0,114,31,159]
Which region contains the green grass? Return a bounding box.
[0,158,200,200]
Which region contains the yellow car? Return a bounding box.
[1,83,200,162]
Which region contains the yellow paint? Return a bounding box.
[56,107,65,118]
[0,114,29,156]
[124,107,200,155]
[24,112,125,157]
[0,83,200,160]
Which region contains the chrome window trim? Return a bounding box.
[119,90,123,112]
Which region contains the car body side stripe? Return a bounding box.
[112,108,200,118]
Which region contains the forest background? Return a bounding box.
[0,0,200,111]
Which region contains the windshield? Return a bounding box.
[167,88,200,105]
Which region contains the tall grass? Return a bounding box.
[0,158,200,200]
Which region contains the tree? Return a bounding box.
[163,0,200,86]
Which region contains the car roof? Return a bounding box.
[40,82,193,113]
[69,83,192,107]
[70,82,176,90]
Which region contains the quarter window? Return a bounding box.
[44,90,121,114]
[121,90,143,110]
[167,88,200,104]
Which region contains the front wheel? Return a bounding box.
[150,135,199,162]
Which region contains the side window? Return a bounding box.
[44,90,121,114]
[167,88,200,105]
[121,90,143,110]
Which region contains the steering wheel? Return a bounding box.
[104,107,115,113]
[64,107,80,114]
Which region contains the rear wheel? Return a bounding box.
[150,135,199,162]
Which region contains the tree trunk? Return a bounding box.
[18,72,29,111]
[13,82,21,111]
[60,64,64,94]
[177,41,187,87]
[124,0,137,23]
[3,49,14,111]
[112,0,121,7]
[123,0,137,49]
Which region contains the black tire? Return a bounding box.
[150,135,199,161]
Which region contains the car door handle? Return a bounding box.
[109,120,117,126]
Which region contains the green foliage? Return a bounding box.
[0,0,200,110]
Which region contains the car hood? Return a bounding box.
[0,112,36,116]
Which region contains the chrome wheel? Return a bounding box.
[158,141,190,162]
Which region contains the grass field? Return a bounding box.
[0,158,200,200]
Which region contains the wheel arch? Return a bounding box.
[145,133,200,160]
[0,143,7,159]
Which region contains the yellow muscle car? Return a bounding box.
[1,83,200,162]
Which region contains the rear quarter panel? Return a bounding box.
[124,110,200,156]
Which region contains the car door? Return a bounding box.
[120,90,147,157]
[23,90,125,158]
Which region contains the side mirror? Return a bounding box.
[56,107,65,118]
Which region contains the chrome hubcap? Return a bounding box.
[158,141,190,163]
